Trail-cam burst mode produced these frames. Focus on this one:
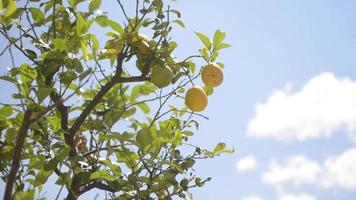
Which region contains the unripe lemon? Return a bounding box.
[151,65,173,88]
[201,63,223,87]
[185,86,208,112]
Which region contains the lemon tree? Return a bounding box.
[0,0,232,199]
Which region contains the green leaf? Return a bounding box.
[213,142,226,154]
[59,71,76,85]
[29,8,45,24]
[138,103,150,114]
[90,170,115,181]
[136,127,154,151]
[213,29,226,49]
[76,13,85,35]
[95,15,108,27]
[35,170,52,186]
[20,64,37,83]
[89,34,100,50]
[216,42,231,50]
[108,19,124,34]
[5,128,16,143]
[53,38,69,51]
[80,40,88,60]
[173,19,185,28]
[14,190,34,200]
[203,86,214,96]
[199,48,210,61]
[44,158,59,171]
[100,159,121,175]
[161,160,183,172]
[68,0,76,8]
[24,49,37,60]
[195,32,211,50]
[89,0,101,13]
[68,0,85,9]
[37,87,53,103]
[79,68,92,80]
[4,0,16,18]
[0,105,13,116]
[72,58,84,73]
[55,172,71,185]
[182,131,193,137]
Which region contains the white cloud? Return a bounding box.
[240,195,264,200]
[278,193,316,200]
[321,147,356,189]
[247,72,356,141]
[262,155,321,186]
[262,148,356,190]
[236,155,258,172]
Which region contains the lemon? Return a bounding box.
[100,39,123,60]
[185,86,208,112]
[138,33,150,42]
[135,34,150,55]
[201,63,223,87]
[138,40,149,55]
[150,65,173,88]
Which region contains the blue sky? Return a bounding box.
[2,0,356,199]
[164,0,356,200]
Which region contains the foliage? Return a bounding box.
[0,0,232,199]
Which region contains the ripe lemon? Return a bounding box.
[201,63,223,87]
[138,40,149,55]
[150,65,173,88]
[135,34,150,55]
[185,86,208,112]
[138,34,150,42]
[100,39,123,60]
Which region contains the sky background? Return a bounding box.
[1,0,356,199]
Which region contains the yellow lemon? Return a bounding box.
[137,40,149,55]
[134,34,150,55]
[100,39,123,60]
[138,33,150,42]
[201,63,223,87]
[185,86,208,112]
[150,65,173,88]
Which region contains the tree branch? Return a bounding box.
[3,109,32,200]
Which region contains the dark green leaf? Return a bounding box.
[37,87,53,103]
[24,49,37,60]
